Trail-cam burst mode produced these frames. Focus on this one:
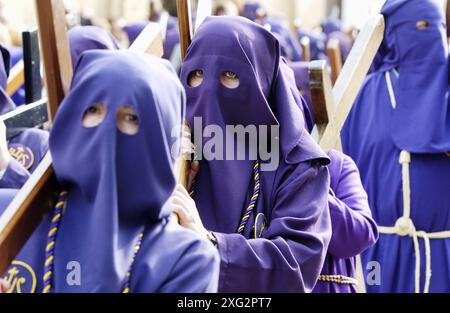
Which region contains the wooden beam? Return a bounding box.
[309,60,335,140]
[177,0,193,60]
[320,14,385,151]
[327,38,343,85]
[6,61,24,97]
[35,0,73,120]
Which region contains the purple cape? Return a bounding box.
[181,16,332,293]
[2,51,219,293]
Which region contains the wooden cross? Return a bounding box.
[0,0,166,275]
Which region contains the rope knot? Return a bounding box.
[394,217,415,237]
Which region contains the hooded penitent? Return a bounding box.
[2,51,219,293]
[68,26,120,67]
[181,16,332,293]
[342,0,450,293]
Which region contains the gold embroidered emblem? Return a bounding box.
[8,144,35,170]
[2,261,37,293]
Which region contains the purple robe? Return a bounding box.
[0,189,18,215]
[181,16,332,293]
[313,150,378,293]
[342,0,450,293]
[2,51,219,293]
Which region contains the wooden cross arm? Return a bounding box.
[319,14,385,151]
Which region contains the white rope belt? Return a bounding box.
[377,150,450,293]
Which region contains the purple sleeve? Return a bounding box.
[158,239,220,293]
[214,163,332,293]
[0,159,31,189]
[327,150,379,259]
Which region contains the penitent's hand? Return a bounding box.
[0,278,10,293]
[0,121,11,172]
[171,184,209,239]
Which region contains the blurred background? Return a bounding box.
[0,0,391,44]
